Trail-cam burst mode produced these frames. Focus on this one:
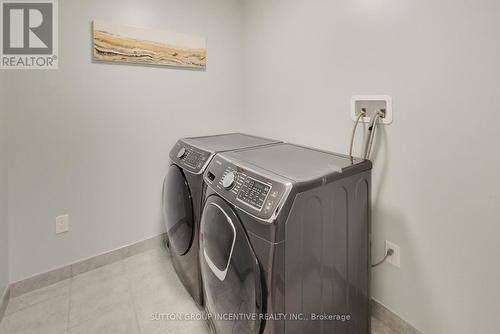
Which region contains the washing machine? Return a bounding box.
[162,133,282,306]
[199,143,372,334]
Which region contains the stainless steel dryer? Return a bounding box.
[162,134,281,306]
[200,143,372,334]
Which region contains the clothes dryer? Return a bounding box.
[200,143,372,333]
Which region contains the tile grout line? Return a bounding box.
[0,286,10,325]
[66,260,130,329]
[123,257,143,334]
[63,259,142,332]
[66,276,73,334]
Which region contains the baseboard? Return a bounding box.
[0,285,9,323]
[371,298,424,334]
[9,233,167,298]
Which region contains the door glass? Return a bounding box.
[201,203,235,271]
[163,166,193,255]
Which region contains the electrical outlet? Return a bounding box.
[55,215,69,234]
[350,95,393,124]
[385,240,400,268]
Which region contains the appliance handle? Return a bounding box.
[203,203,236,281]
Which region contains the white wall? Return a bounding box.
[0,75,8,297]
[4,0,244,282]
[4,1,500,333]
[241,0,500,333]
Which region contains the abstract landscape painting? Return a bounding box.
[92,20,206,69]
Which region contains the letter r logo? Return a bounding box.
[2,2,53,54]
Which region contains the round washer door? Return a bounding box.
[162,165,194,255]
[200,196,263,334]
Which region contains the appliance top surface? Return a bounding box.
[183,133,280,153]
[222,143,371,182]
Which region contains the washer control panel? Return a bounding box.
[205,156,290,220]
[169,140,212,174]
[237,176,271,211]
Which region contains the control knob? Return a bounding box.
[222,171,237,189]
[177,147,187,159]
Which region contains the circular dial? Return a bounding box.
[177,147,187,159]
[222,171,237,189]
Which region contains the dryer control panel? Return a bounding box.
[237,176,271,210]
[204,156,291,221]
[169,140,212,174]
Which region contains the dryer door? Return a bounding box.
[162,165,194,255]
[200,196,263,334]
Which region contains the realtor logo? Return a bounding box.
[1,0,58,69]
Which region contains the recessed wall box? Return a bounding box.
[350,95,393,125]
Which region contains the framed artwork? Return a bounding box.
[93,20,206,69]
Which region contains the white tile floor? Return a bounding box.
[0,247,396,334]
